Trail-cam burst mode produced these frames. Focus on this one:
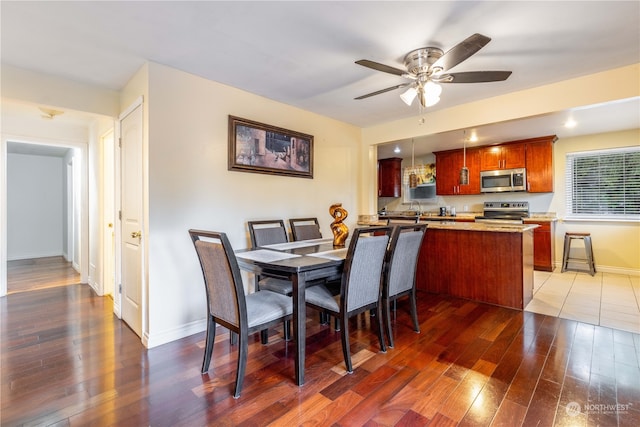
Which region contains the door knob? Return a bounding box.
[131,231,142,238]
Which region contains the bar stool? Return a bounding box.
[561,232,596,276]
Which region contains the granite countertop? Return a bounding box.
[426,221,539,233]
[357,217,539,233]
[360,211,558,224]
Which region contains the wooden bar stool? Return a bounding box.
[561,232,596,276]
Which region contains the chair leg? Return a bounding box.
[230,331,238,345]
[334,316,340,331]
[375,304,387,353]
[409,290,420,334]
[339,315,352,373]
[584,236,596,276]
[234,332,248,398]
[561,235,571,272]
[201,316,217,373]
[383,298,394,348]
[283,320,291,341]
[320,312,329,325]
[260,329,269,345]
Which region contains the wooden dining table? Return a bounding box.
[235,238,346,386]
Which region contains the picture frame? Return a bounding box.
[228,115,313,179]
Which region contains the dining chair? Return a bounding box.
[386,217,420,226]
[188,229,293,398]
[304,226,393,373]
[247,220,294,340]
[247,220,294,296]
[382,223,427,348]
[289,217,322,241]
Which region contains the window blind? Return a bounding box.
[565,147,640,220]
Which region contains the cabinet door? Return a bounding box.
[480,143,525,170]
[457,149,480,195]
[526,220,555,271]
[503,143,526,169]
[378,158,402,197]
[480,146,502,170]
[435,152,457,195]
[526,140,554,192]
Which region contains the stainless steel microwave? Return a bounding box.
[480,168,527,193]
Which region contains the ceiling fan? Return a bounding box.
[355,33,512,108]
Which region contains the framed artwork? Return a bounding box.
[228,115,313,178]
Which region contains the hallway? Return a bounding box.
[7,256,80,294]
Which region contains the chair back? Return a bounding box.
[385,223,427,297]
[248,220,288,247]
[341,226,393,312]
[189,230,245,329]
[289,217,322,241]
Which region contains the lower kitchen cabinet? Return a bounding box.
[525,219,556,271]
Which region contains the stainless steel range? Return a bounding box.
[475,201,529,224]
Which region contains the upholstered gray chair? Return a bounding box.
[289,217,322,241]
[382,223,427,347]
[247,220,294,340]
[304,226,393,373]
[189,229,293,398]
[247,220,294,296]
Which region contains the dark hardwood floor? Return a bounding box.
[2,264,639,426]
[7,256,80,294]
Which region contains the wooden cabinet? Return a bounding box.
[524,219,556,271]
[378,157,402,197]
[434,148,480,195]
[480,142,526,171]
[416,227,534,310]
[525,136,556,193]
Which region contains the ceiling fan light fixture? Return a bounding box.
[423,81,442,107]
[400,86,418,106]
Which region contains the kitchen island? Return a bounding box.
[416,222,537,310]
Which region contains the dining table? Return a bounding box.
[235,238,347,386]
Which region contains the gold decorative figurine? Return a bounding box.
[329,203,349,247]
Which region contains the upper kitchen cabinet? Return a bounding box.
[480,142,526,171]
[434,148,480,195]
[525,135,557,193]
[378,157,402,197]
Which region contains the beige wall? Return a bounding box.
[550,129,640,273]
[137,62,362,346]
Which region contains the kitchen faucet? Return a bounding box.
[409,200,422,215]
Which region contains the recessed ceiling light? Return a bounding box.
[394,146,401,153]
[564,118,577,128]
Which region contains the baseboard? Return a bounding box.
[7,252,64,261]
[143,319,207,349]
[553,261,640,276]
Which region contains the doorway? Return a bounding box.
[1,138,88,297]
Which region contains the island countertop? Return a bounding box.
[426,221,539,233]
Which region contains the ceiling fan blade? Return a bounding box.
[355,59,406,76]
[354,83,411,100]
[432,33,491,72]
[439,71,512,83]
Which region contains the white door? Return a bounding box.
[101,129,116,297]
[120,102,144,337]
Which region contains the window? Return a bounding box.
[565,146,640,220]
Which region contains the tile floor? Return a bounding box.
[526,269,640,334]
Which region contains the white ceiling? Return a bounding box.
[2,1,639,158]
